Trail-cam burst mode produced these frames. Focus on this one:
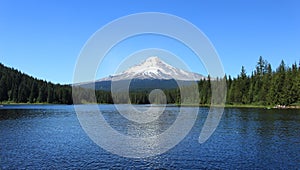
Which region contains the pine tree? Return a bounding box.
[17,81,30,103]
[269,60,286,105]
[290,63,300,103]
[0,75,8,101]
[37,85,47,103]
[29,81,38,103]
[47,85,54,103]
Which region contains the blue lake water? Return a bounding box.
[1,105,300,169]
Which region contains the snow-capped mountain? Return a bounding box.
[77,56,205,91]
[100,56,204,81]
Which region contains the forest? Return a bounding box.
[0,56,299,106]
[0,63,72,104]
[226,57,300,106]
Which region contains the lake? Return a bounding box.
[1,105,300,169]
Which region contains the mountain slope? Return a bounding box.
[100,56,204,81]
[81,56,205,91]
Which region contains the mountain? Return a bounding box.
[80,56,205,91]
[100,56,204,81]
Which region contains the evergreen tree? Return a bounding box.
[0,75,8,101]
[17,81,30,102]
[290,63,300,103]
[262,63,272,105]
[37,85,47,103]
[0,76,8,102]
[47,85,54,103]
[269,60,286,105]
[29,82,38,103]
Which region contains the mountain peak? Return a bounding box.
[145,56,161,63]
[99,56,205,81]
[140,56,164,68]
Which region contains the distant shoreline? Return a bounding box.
[179,104,300,109]
[1,102,300,109]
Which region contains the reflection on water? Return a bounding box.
[101,105,178,138]
[1,105,300,169]
[75,104,198,158]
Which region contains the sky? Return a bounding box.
[0,0,299,84]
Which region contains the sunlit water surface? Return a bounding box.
[1,105,299,169]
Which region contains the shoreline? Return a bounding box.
[1,102,300,109]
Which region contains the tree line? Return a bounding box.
[225,57,300,106]
[73,57,300,106]
[0,63,72,104]
[1,57,299,106]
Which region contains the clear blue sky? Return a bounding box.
[1,0,299,84]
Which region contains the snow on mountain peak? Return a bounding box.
[138,56,166,68]
[144,56,161,63]
[99,56,205,81]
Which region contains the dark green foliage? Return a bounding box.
[47,84,54,103]
[0,63,73,104]
[199,76,211,104]
[29,81,38,103]
[0,75,8,101]
[225,57,300,106]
